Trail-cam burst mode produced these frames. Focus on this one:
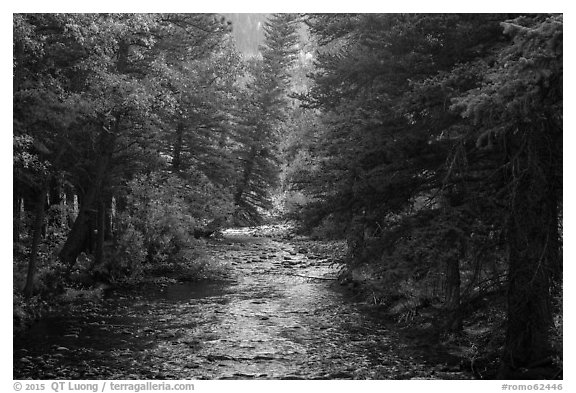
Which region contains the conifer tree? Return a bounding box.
[232,14,300,224]
[295,13,562,377]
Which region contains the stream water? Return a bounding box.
[14,228,471,380]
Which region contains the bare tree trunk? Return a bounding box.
[23,185,47,298]
[94,198,106,266]
[499,126,559,378]
[13,181,22,243]
[499,203,555,378]
[115,194,127,215]
[234,146,257,205]
[234,145,258,225]
[444,255,462,332]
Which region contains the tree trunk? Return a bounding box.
[94,198,106,266]
[13,39,24,92]
[23,185,47,298]
[499,212,555,377]
[59,38,127,266]
[497,115,562,379]
[83,208,96,255]
[234,146,257,206]
[13,181,22,243]
[48,176,61,206]
[39,176,60,237]
[444,255,462,332]
[59,130,116,266]
[115,194,127,215]
[499,155,558,377]
[23,191,36,216]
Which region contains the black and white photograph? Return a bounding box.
[12,10,563,386]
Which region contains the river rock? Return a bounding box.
[233,372,255,378]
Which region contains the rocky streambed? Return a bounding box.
[14,226,471,380]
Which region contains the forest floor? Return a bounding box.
[14,226,474,380]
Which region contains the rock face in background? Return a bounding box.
[221,13,269,57]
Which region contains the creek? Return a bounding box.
[14,227,470,380]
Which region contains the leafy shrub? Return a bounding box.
[60,286,105,303]
[111,171,231,280]
[13,290,49,334]
[33,258,68,295]
[107,221,147,281]
[310,214,348,240]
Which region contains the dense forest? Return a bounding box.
[14,13,562,380]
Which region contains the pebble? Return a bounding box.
[253,354,275,361]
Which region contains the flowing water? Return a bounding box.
[14,228,470,380]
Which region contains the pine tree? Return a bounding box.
[452,14,563,378]
[13,13,233,292]
[296,13,562,377]
[232,14,300,224]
